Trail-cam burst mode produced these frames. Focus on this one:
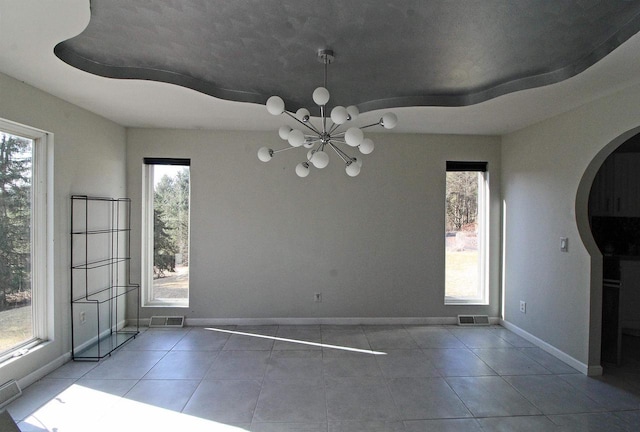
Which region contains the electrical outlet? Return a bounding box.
[519,301,526,313]
[79,311,86,324]
[314,293,322,303]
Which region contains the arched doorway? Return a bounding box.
[584,129,640,371]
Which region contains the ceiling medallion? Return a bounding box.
[258,49,397,178]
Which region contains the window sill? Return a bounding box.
[142,300,189,308]
[445,299,489,306]
[0,339,49,367]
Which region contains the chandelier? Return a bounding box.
[257,49,398,177]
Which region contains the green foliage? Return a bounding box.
[446,171,478,231]
[153,207,177,276]
[153,167,189,277]
[0,133,32,310]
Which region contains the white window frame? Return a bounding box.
[141,161,190,308]
[0,118,51,364]
[445,164,489,305]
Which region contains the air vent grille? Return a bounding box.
[458,315,475,325]
[0,380,22,408]
[457,315,490,326]
[149,316,184,328]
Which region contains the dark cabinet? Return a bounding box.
[590,154,640,217]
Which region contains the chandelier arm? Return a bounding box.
[329,142,353,163]
[338,146,357,163]
[360,121,383,130]
[336,145,354,161]
[284,111,321,135]
[305,138,323,147]
[272,146,298,154]
[328,122,341,135]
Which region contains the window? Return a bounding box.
[0,119,49,362]
[445,161,488,304]
[142,158,190,307]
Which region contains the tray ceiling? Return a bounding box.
[54,0,640,115]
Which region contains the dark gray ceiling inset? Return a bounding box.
[54,0,640,114]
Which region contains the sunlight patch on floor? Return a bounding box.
[19,383,248,432]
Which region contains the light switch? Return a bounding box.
[560,237,568,252]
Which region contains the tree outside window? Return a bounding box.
[143,160,190,306]
[445,162,488,304]
[0,132,33,354]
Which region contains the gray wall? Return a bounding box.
[0,72,127,385]
[127,129,502,321]
[10,63,640,382]
[501,81,640,371]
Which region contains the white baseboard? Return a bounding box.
[17,352,71,390]
[187,317,461,326]
[500,319,599,376]
[17,320,133,392]
[137,316,501,327]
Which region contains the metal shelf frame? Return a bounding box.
[70,195,139,361]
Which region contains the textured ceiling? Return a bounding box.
[54,0,640,116]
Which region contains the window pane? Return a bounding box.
[445,170,484,302]
[0,132,33,354]
[151,165,190,303]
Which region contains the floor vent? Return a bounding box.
[0,380,22,409]
[149,316,185,328]
[457,315,490,326]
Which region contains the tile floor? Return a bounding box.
[4,325,640,431]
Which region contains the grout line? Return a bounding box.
[11,324,640,429]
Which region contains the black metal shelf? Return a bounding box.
[71,256,131,270]
[71,331,139,362]
[71,228,131,235]
[70,195,139,361]
[71,284,140,304]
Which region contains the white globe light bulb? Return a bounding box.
[311,150,329,169]
[330,106,349,125]
[266,96,285,115]
[296,108,310,121]
[295,162,310,178]
[346,161,361,177]
[345,127,364,147]
[346,105,359,121]
[312,87,330,106]
[257,147,273,162]
[288,129,305,147]
[359,138,374,155]
[381,112,398,129]
[278,126,292,140]
[307,149,315,161]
